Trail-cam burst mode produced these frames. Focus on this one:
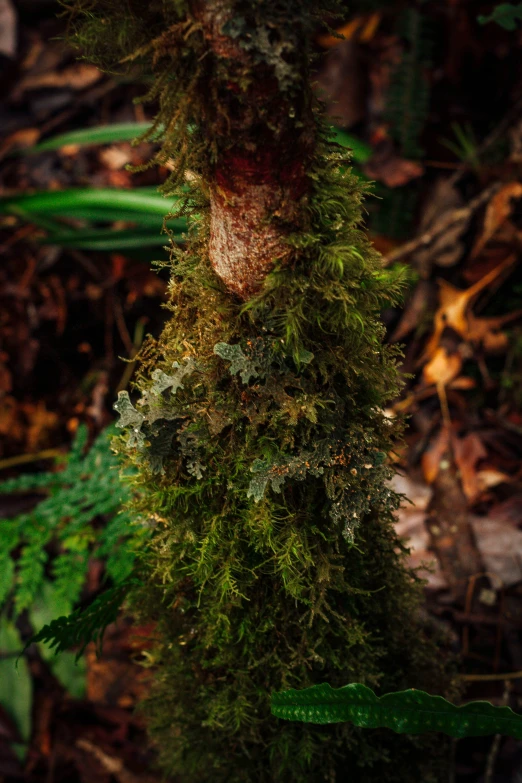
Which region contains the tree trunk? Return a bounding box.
[196,0,314,298]
[69,2,453,781]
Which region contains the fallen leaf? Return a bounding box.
[422,255,517,360]
[390,474,446,589]
[421,426,451,484]
[471,182,522,258]
[0,127,40,159]
[317,17,364,48]
[453,432,487,501]
[422,346,462,387]
[363,144,424,188]
[390,280,432,342]
[471,516,522,587]
[22,401,59,451]
[475,468,512,492]
[99,145,133,171]
[389,473,433,509]
[467,310,522,353]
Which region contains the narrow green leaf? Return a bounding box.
[271,682,522,739]
[28,121,371,164]
[331,128,373,163]
[27,122,156,153]
[0,188,175,216]
[41,227,182,251]
[0,619,32,744]
[37,206,185,228]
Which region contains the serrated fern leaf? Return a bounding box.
[271,682,522,739]
[14,539,48,615]
[0,424,148,618]
[25,580,139,661]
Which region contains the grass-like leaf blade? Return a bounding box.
[271,683,522,739]
[27,122,372,163]
[0,188,175,217]
[27,122,156,153]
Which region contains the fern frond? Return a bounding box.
[25,580,140,660]
[272,682,522,739]
[0,424,149,619]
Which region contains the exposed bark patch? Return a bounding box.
[209,148,308,298]
[191,0,314,298]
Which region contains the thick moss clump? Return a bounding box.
[66,1,452,779]
[112,154,450,781]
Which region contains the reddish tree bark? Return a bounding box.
[196,0,314,298]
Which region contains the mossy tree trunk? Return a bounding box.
[69,1,451,780]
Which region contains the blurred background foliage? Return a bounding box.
[1,0,522,780]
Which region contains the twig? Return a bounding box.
[460,670,522,682]
[484,683,511,783]
[383,184,499,266]
[0,448,62,471]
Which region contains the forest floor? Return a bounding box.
[1,1,522,781]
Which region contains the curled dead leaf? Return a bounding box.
[422,255,517,362]
[422,346,462,387]
[471,182,522,259]
[421,426,450,485]
[453,432,487,501]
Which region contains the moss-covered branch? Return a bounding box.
[65,1,453,780]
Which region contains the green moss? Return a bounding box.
[110,146,452,780]
[65,1,454,779]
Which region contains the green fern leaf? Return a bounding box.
[25,580,139,661]
[478,3,522,30]
[0,424,146,618]
[271,682,522,739]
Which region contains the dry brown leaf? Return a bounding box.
[453,432,487,501]
[475,468,512,492]
[422,346,462,387]
[0,127,40,159]
[471,182,522,258]
[390,281,432,342]
[359,12,381,42]
[99,145,133,171]
[467,309,522,353]
[449,376,476,389]
[363,148,424,188]
[317,17,364,48]
[421,426,450,484]
[422,255,516,360]
[471,516,522,586]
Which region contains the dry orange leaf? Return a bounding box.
[422,346,462,387]
[471,182,522,259]
[421,426,450,484]
[317,13,381,48]
[423,255,516,360]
